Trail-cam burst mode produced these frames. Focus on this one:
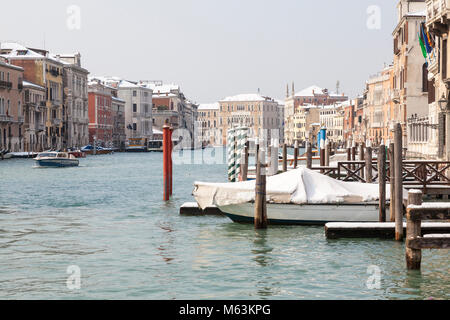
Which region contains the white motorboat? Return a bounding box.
[193,167,407,225]
[34,151,79,167]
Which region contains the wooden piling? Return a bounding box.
[306,141,313,170]
[255,148,267,229]
[325,140,330,167]
[389,143,396,222]
[282,143,288,172]
[169,127,173,196]
[320,144,325,173]
[294,140,299,169]
[378,145,387,222]
[163,122,171,201]
[241,142,249,181]
[406,190,423,270]
[365,146,373,183]
[394,123,404,241]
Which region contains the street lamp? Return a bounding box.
[438,94,448,112]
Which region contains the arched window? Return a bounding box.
[422,63,428,93]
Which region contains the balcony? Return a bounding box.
[0,115,13,123]
[17,116,24,124]
[427,0,450,27]
[52,118,62,126]
[0,80,12,90]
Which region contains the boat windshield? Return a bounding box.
[39,153,57,158]
[57,153,67,158]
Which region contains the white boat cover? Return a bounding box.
[193,167,408,210]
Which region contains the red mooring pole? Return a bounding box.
[169,127,173,197]
[163,122,170,201]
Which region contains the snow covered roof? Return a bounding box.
[118,80,140,88]
[220,93,269,102]
[295,85,326,97]
[145,83,180,94]
[0,42,44,59]
[198,102,220,110]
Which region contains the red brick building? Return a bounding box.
[88,80,113,147]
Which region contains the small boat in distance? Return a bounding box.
[34,152,79,167]
[148,140,163,152]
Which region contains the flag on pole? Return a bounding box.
[421,23,432,54]
[418,32,427,59]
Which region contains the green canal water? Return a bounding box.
[0,150,448,300]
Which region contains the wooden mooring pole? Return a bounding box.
[325,139,330,167]
[163,122,171,201]
[294,140,299,169]
[255,147,268,229]
[306,141,312,170]
[389,143,396,222]
[169,127,173,196]
[241,141,249,181]
[282,143,288,172]
[406,190,423,270]
[378,145,386,222]
[394,124,404,241]
[365,145,373,183]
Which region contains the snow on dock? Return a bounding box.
[325,222,450,239]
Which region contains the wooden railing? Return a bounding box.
[317,160,450,188]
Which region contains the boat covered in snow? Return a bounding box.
[193,167,408,225]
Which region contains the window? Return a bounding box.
[422,63,428,92]
[133,104,137,113]
[133,91,137,97]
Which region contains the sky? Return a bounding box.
[0,0,398,104]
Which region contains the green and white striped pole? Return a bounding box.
[235,127,249,182]
[227,128,236,182]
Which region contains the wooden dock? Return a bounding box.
[325,222,450,239]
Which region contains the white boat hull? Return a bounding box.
[218,202,387,225]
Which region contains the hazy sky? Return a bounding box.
[0,0,398,103]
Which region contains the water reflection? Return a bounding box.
[156,221,175,264]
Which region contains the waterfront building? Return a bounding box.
[363,65,394,145]
[198,102,220,146]
[393,1,431,157]
[88,80,114,147]
[319,104,345,145]
[292,105,320,145]
[218,93,280,145]
[275,100,285,144]
[421,0,450,160]
[284,84,348,145]
[118,80,153,141]
[0,58,24,152]
[52,53,89,149]
[143,82,198,142]
[1,43,64,150]
[22,80,46,152]
[111,94,126,150]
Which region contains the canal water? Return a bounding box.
[0,150,448,300]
